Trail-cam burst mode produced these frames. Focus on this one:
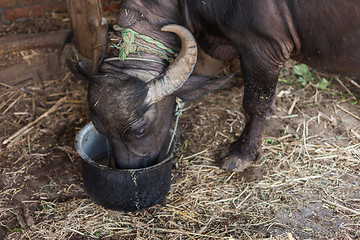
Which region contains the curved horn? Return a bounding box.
[146,24,198,105]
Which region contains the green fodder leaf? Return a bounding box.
[317,77,329,90]
[293,64,309,76]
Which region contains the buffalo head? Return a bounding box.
[71,20,233,169]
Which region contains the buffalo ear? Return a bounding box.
[63,18,108,81]
[66,58,92,81]
[63,43,93,81]
[174,74,235,101]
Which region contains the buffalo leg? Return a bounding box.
[222,49,283,172]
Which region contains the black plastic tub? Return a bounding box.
[75,122,173,212]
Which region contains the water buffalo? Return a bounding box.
[72,0,360,171]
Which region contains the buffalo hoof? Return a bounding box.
[221,149,263,172]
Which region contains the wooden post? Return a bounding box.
[66,0,103,59]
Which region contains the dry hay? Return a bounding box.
[1,17,360,240]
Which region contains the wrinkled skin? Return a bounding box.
[75,0,360,171]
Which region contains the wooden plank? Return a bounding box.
[0,51,66,86]
[66,0,103,59]
[0,30,71,56]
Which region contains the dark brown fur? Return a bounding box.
[85,0,360,170]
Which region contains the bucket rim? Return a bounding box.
[75,122,174,173]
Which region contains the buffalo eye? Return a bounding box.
[136,126,148,138]
[125,125,149,142]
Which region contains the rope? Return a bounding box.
[167,97,185,154]
[111,25,178,63]
[104,57,166,66]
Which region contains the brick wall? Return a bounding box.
[0,0,120,24]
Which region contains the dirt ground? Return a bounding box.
[0,13,359,240]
